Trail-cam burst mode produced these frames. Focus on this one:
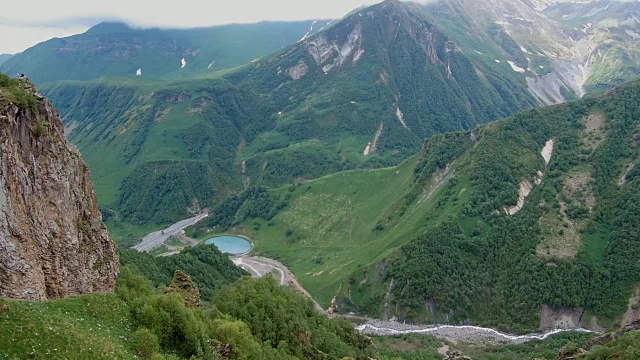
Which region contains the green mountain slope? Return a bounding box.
[42,0,538,231]
[0,54,12,67]
[0,20,331,84]
[208,79,640,332]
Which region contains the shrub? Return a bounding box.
[130,328,160,359]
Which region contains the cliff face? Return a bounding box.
[0,79,118,300]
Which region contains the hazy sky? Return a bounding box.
[0,0,384,54]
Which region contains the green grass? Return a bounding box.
[0,295,134,359]
[581,224,609,268]
[0,74,38,113]
[222,155,469,307]
[103,218,158,248]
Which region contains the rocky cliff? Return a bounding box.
[0,77,118,300]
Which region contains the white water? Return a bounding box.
[357,323,597,342]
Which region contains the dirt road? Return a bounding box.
[132,213,207,252]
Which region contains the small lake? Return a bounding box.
[204,236,252,255]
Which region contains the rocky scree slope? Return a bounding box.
[0,76,118,300]
[422,0,640,105]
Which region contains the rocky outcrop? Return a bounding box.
[164,270,203,308]
[584,318,640,351]
[0,78,118,300]
[287,61,309,80]
[444,350,472,360]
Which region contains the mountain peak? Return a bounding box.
[86,21,134,34]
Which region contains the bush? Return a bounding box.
[130,328,160,359]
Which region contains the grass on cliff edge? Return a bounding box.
[0,74,38,113]
[0,295,134,359]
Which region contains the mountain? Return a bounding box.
[543,0,640,92]
[0,54,12,66]
[42,0,539,232]
[209,78,640,332]
[0,74,118,300]
[419,0,640,104]
[0,20,332,84]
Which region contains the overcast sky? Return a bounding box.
[0,0,386,54]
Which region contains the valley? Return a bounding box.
[3,0,640,358]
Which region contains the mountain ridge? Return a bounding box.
[0,19,333,84]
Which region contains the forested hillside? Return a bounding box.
[42,0,538,232]
[206,79,640,332]
[338,79,640,331]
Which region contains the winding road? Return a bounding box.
[132,213,207,252]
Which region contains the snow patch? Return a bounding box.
[495,59,501,63]
[181,58,187,69]
[353,48,365,63]
[396,107,408,128]
[207,60,215,69]
[363,142,372,156]
[507,61,526,73]
[136,68,142,76]
[299,20,318,42]
[541,139,554,165]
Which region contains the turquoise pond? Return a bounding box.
[204,236,252,254]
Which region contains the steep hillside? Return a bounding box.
[0,54,12,67]
[208,79,640,332]
[420,0,640,104]
[544,0,640,92]
[0,20,331,84]
[0,74,118,300]
[43,0,538,232]
[0,257,375,359]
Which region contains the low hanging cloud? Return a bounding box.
[1,0,391,53]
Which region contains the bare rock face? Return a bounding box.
[0,79,119,300]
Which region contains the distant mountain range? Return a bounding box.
[0,54,12,67]
[0,20,332,83]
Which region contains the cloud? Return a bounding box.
[0,24,90,54]
[0,0,388,53]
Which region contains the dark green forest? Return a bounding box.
[342,81,640,331]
